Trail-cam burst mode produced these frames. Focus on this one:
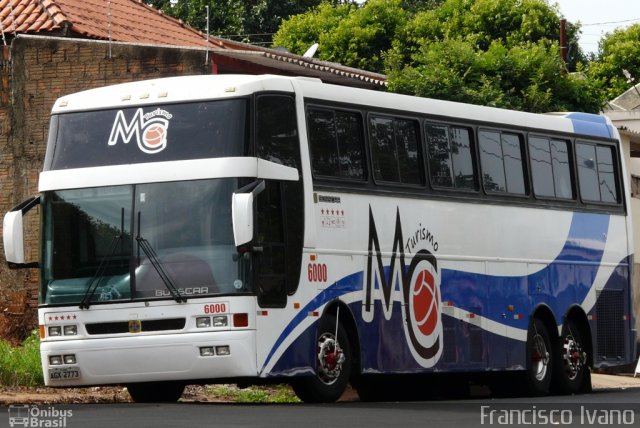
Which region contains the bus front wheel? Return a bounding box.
[126,381,185,403]
[524,318,553,396]
[292,314,351,403]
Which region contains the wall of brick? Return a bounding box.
[0,36,211,340]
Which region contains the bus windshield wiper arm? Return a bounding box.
[80,208,125,309]
[136,212,186,303]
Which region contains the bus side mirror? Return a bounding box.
[232,180,265,247]
[232,193,254,247]
[3,196,40,269]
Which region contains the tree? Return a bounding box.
[147,0,326,44]
[274,0,409,72]
[587,24,640,101]
[274,0,602,112]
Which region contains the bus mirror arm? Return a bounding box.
[232,180,265,247]
[3,196,40,269]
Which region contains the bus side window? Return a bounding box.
[479,130,526,195]
[576,141,619,204]
[255,95,304,305]
[307,107,366,180]
[529,136,574,200]
[425,123,476,190]
[369,115,422,185]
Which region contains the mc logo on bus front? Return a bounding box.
[363,206,443,368]
[108,108,173,154]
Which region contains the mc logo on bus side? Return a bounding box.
[363,206,443,368]
[108,108,173,154]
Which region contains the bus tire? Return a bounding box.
[524,318,553,396]
[553,320,588,394]
[292,314,351,403]
[126,381,185,403]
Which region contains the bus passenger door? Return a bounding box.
[253,94,305,374]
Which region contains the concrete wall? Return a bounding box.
[0,36,211,340]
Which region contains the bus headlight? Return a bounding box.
[196,317,211,328]
[63,354,77,364]
[215,346,230,356]
[199,346,215,357]
[63,325,78,336]
[48,326,62,337]
[212,315,228,327]
[49,355,63,365]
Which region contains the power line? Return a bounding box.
[582,18,640,26]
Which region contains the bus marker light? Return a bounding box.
[233,313,249,327]
[215,346,230,356]
[225,86,236,93]
[310,254,316,261]
[309,311,319,317]
[513,314,524,320]
[212,315,228,327]
[507,305,515,311]
[63,355,77,364]
[39,325,45,339]
[49,355,63,366]
[196,316,211,328]
[48,326,62,337]
[199,347,215,357]
[257,310,268,317]
[293,303,300,309]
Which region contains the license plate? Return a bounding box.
[49,367,80,380]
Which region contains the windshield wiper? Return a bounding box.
[80,208,125,309]
[135,212,186,303]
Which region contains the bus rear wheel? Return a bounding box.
[292,314,351,403]
[524,318,553,396]
[553,320,589,394]
[126,381,185,403]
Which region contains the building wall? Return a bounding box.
[0,36,211,341]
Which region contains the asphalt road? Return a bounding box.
[3,388,640,428]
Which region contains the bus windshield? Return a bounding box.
[41,178,251,305]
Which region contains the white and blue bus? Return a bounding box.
[3,74,636,402]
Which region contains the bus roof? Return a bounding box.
[52,74,614,139]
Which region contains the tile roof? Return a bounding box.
[0,0,388,88]
[0,0,220,48]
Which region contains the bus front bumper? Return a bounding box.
[40,330,257,386]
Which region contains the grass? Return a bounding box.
[0,330,44,387]
[206,384,301,403]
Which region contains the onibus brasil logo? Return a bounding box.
[363,206,443,368]
[108,108,173,154]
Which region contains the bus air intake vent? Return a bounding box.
[595,290,625,359]
[85,318,186,335]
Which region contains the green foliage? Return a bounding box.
[276,0,602,112]
[587,23,640,101]
[147,0,326,44]
[207,384,300,403]
[274,0,408,72]
[0,331,43,387]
